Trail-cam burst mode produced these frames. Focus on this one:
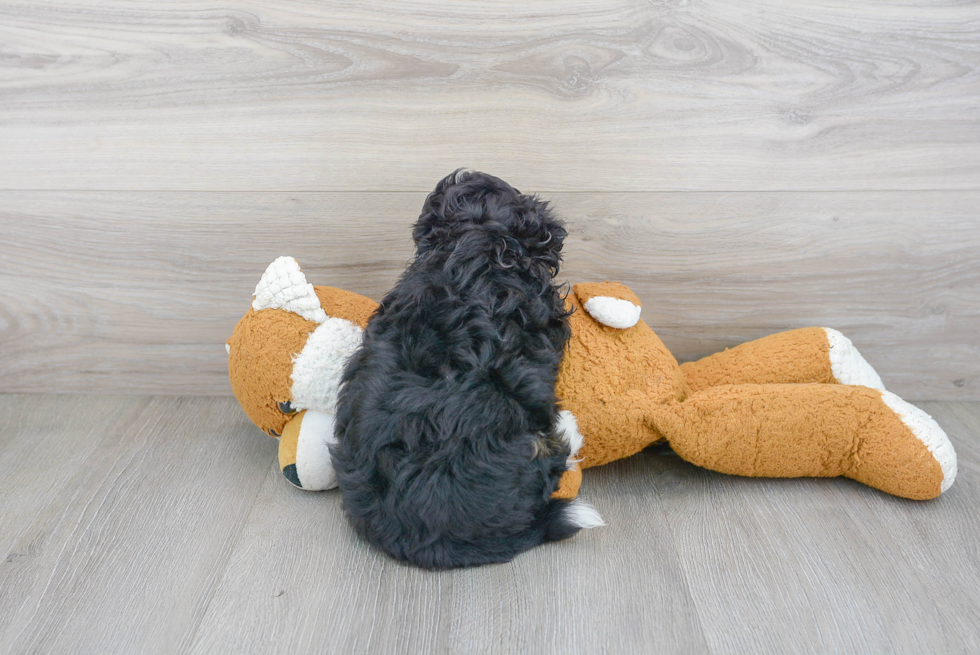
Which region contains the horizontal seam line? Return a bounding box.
[1,188,979,194]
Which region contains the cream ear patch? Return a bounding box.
[583,296,642,329]
[253,256,328,324]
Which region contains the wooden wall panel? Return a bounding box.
[1,0,977,398]
[1,190,976,398]
[0,0,978,191]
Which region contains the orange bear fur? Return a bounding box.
[229,267,956,501]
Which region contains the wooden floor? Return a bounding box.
[1,1,978,652]
[1,394,977,654]
[2,0,979,401]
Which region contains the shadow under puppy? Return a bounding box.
[331,170,603,569]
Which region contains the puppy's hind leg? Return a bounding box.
[548,410,605,526]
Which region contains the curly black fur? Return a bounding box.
[331,170,586,569]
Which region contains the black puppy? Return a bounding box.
[331,170,602,569]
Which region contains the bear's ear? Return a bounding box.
[252,256,327,324]
[574,281,642,329]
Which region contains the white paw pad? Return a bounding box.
[880,391,957,493]
[825,328,885,390]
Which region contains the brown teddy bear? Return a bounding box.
[227,257,956,501]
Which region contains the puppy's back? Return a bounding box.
[331,170,601,568]
[332,364,591,568]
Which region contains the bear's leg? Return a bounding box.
[679,328,884,394]
[563,391,668,470]
[654,384,955,500]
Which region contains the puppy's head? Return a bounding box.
[413,169,566,277]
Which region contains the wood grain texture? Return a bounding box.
[1,190,977,398]
[857,401,980,648]
[0,395,276,654]
[0,0,978,191]
[2,0,977,648]
[654,460,960,653]
[188,447,708,655]
[1,395,978,653]
[616,401,980,654]
[0,395,140,564]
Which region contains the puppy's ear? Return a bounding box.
[517,196,566,275]
[412,168,468,253]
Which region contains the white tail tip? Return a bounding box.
[566,499,605,529]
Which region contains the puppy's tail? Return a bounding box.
[528,410,604,545]
[533,497,605,544]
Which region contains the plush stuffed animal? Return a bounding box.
[227,257,956,501]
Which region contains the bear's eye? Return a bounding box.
[278,401,296,415]
[268,428,280,437]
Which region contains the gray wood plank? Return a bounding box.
[0,0,977,191]
[1,190,977,399]
[0,395,141,563]
[653,401,980,654]
[187,451,709,654]
[0,396,276,654]
[853,402,980,652]
[1,395,978,653]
